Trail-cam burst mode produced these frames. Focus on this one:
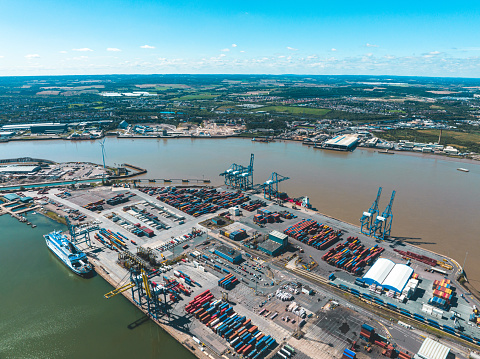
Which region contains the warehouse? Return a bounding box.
[381,263,414,293]
[362,258,395,287]
[214,245,242,264]
[258,230,288,256]
[3,193,21,202]
[2,123,68,134]
[362,258,413,293]
[413,337,454,359]
[323,134,359,151]
[0,165,41,174]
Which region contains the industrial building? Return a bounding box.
[1,123,68,134]
[323,134,359,151]
[362,258,413,293]
[258,230,288,256]
[414,337,454,359]
[3,193,21,201]
[0,165,41,174]
[214,245,242,264]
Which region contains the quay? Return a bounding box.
[8,180,476,359]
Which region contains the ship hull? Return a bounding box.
[45,235,93,277]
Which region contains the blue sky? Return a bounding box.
[1,0,480,77]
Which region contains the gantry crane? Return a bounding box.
[104,268,172,318]
[64,216,99,247]
[219,154,254,191]
[372,190,396,241]
[261,172,290,201]
[360,187,382,236]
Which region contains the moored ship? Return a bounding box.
[44,230,93,277]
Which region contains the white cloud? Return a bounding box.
[232,44,237,48]
[384,55,396,59]
[25,54,40,58]
[140,45,155,49]
[221,48,230,52]
[307,55,317,59]
[287,47,298,51]
[219,54,226,57]
[240,50,245,53]
[278,55,286,58]
[107,48,121,52]
[331,48,337,52]
[72,48,93,52]
[423,51,442,58]
[0,55,4,58]
[366,43,379,48]
[59,51,67,54]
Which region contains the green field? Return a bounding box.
[174,93,218,100]
[254,106,330,116]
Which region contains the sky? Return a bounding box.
[1,0,480,77]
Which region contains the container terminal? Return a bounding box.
[0,155,478,359]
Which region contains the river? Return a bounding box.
[0,137,479,356]
[0,214,195,359]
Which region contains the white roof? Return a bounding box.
[381,264,413,293]
[415,337,451,359]
[362,258,395,286]
[324,134,359,147]
[270,230,288,240]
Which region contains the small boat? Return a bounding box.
[457,168,469,172]
[378,149,394,155]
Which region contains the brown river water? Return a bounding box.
[2,137,479,286]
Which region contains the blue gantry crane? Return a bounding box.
[261,172,289,200]
[360,187,382,235]
[219,153,254,191]
[64,216,98,247]
[372,190,396,241]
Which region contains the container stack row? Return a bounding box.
[149,187,250,217]
[241,199,266,212]
[342,348,356,359]
[322,237,384,275]
[98,228,127,249]
[283,219,318,241]
[189,296,277,359]
[219,228,248,241]
[218,273,239,290]
[106,193,132,206]
[393,249,437,267]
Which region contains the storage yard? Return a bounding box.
[2,183,476,359]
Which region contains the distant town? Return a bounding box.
[1,75,479,160]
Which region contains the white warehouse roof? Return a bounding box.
[362,258,414,293]
[324,134,359,149]
[381,264,414,293]
[362,258,395,286]
[414,337,452,359]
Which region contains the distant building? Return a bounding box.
[323,134,359,151]
[118,120,129,129]
[0,165,41,174]
[2,123,68,134]
[3,193,20,201]
[0,131,15,139]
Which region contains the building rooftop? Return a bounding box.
[324,134,359,148]
[414,337,452,359]
[215,245,242,259]
[259,240,283,253]
[269,230,288,240]
[0,165,41,173]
